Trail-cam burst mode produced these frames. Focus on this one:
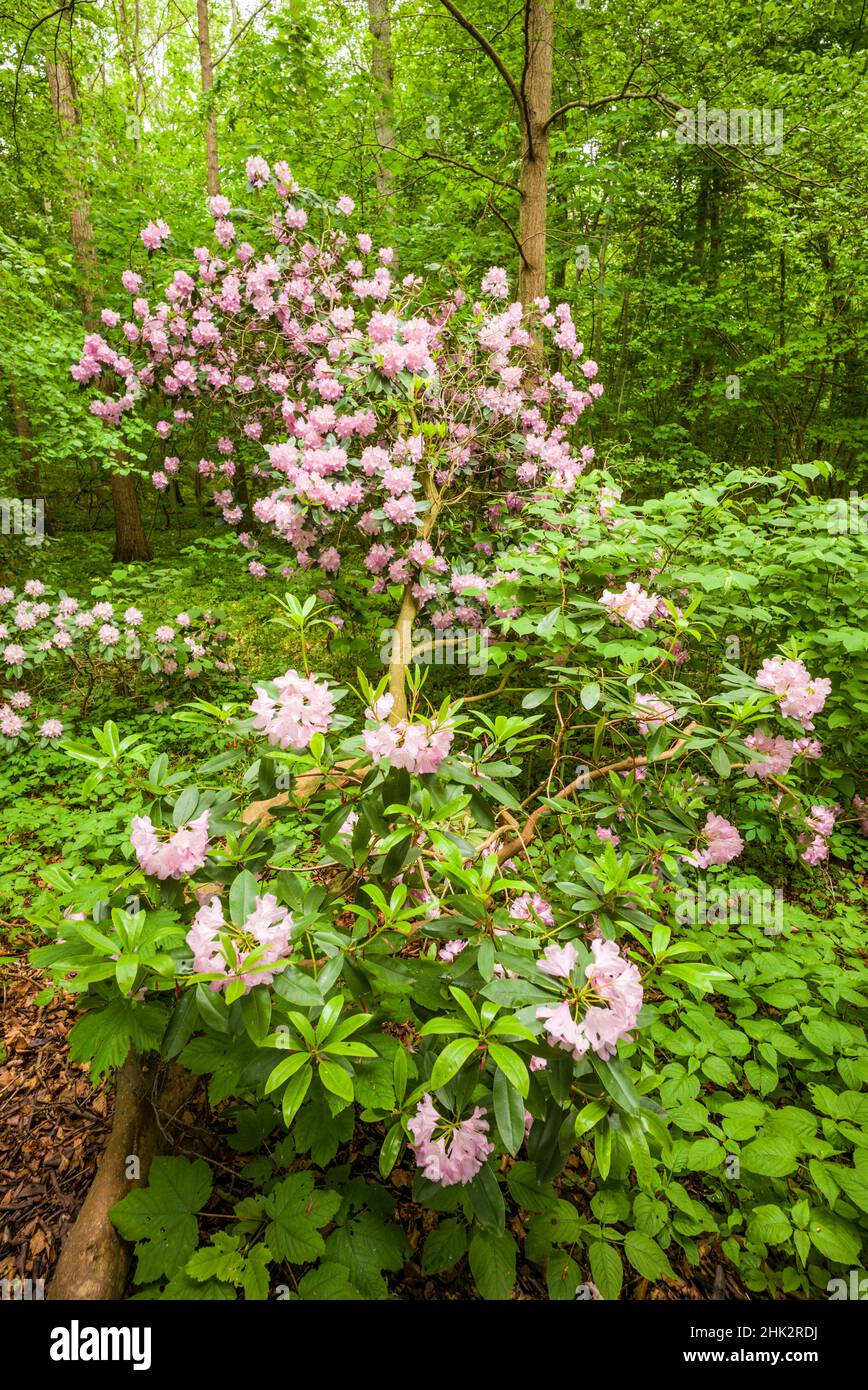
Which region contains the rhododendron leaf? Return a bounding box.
[493,1068,526,1156]
[594,1124,613,1181]
[580,682,601,710]
[575,1099,609,1138]
[319,1058,355,1103]
[281,1061,312,1126]
[240,987,271,1044]
[379,1121,405,1178]
[661,963,732,995]
[228,870,261,930]
[418,1018,475,1037]
[273,968,324,1008]
[172,786,200,827]
[315,993,345,1043]
[265,1052,310,1096]
[448,986,480,1028]
[469,1229,516,1300]
[430,1036,478,1090]
[488,1042,529,1098]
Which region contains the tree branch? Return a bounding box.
[436,0,524,119]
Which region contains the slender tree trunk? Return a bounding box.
[517,0,554,306]
[9,384,55,535]
[46,16,151,562]
[196,0,221,197]
[367,0,396,211]
[46,35,99,323]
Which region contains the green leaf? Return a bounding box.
[580,682,601,710]
[468,1229,517,1300]
[808,1209,861,1265]
[487,1041,529,1098]
[379,1121,405,1178]
[587,1053,641,1115]
[493,1067,526,1156]
[624,1231,674,1282]
[589,1240,623,1300]
[430,1036,478,1090]
[265,1171,341,1263]
[318,1058,354,1103]
[281,1062,312,1125]
[228,870,260,929]
[422,1218,468,1275]
[111,1157,212,1283]
[69,998,167,1081]
[739,1135,800,1178]
[575,1099,609,1138]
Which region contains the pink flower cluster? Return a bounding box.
[634,693,676,734]
[686,813,743,869]
[130,810,210,879]
[187,892,293,992]
[0,584,232,689]
[362,693,454,774]
[536,937,643,1062]
[799,803,839,865]
[70,165,606,639]
[755,658,831,731]
[250,669,335,751]
[744,732,822,779]
[599,582,659,630]
[408,1095,493,1186]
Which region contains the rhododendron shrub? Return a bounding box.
[70,164,606,715]
[0,581,234,748]
[32,172,865,1302]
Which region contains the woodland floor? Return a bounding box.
[1,951,751,1302]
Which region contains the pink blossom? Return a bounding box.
[755,658,831,731]
[600,582,659,630]
[687,813,743,869]
[187,891,293,992]
[251,669,334,750]
[131,810,210,879]
[408,1095,492,1186]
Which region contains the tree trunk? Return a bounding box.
[46,14,151,562]
[517,0,554,306]
[367,0,396,211]
[111,471,152,562]
[196,0,221,197]
[45,29,99,324]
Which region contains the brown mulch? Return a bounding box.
[1,956,750,1300]
[0,958,111,1290]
